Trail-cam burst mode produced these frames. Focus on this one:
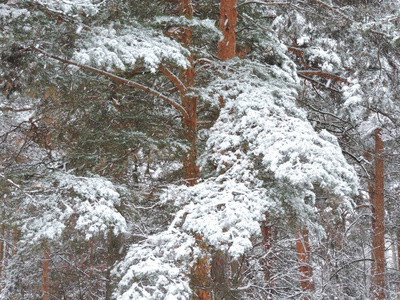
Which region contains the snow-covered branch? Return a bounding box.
[30,46,190,120]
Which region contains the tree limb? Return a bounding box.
[237,1,289,9]
[309,0,354,23]
[298,73,342,93]
[158,64,187,94]
[298,70,350,85]
[30,46,190,120]
[288,47,318,70]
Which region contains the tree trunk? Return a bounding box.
[179,0,199,186]
[42,241,50,300]
[218,0,237,61]
[261,219,275,296]
[12,226,18,255]
[216,0,237,104]
[206,2,239,297]
[370,128,386,300]
[181,52,200,186]
[105,232,124,300]
[296,228,314,299]
[0,210,4,282]
[0,209,4,292]
[397,231,400,300]
[178,2,211,299]
[211,250,236,299]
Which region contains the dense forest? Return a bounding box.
[1,0,400,299]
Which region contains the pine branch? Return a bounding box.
[158,64,187,94]
[297,73,342,93]
[298,70,349,85]
[30,46,190,120]
[237,1,289,9]
[309,0,354,23]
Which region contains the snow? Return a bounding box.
[32,0,104,16]
[0,4,29,22]
[74,23,190,72]
[113,230,194,300]
[21,172,127,243]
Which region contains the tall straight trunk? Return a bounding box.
[0,210,4,283]
[181,45,199,186]
[12,226,18,255]
[179,0,199,186]
[218,0,237,61]
[370,128,386,300]
[178,2,211,299]
[211,250,234,299]
[397,231,400,300]
[296,229,314,299]
[261,219,275,296]
[42,241,50,300]
[206,2,239,298]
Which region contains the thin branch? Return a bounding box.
[30,46,190,120]
[298,70,350,84]
[237,1,289,9]
[298,74,342,93]
[309,0,354,23]
[288,47,318,70]
[0,107,35,113]
[322,258,374,291]
[0,47,31,62]
[296,98,351,125]
[158,64,187,94]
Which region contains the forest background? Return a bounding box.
[1,0,400,299]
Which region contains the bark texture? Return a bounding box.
[218,0,237,61]
[397,232,400,300]
[296,229,314,299]
[0,210,4,283]
[261,220,275,295]
[370,128,386,300]
[178,2,210,299]
[42,242,50,300]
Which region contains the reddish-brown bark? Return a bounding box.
[261,220,275,295]
[42,242,50,300]
[296,229,314,299]
[12,227,18,256]
[0,210,4,283]
[211,250,231,298]
[181,53,200,186]
[397,232,400,300]
[218,0,237,61]
[177,3,211,299]
[191,236,212,300]
[180,0,194,18]
[370,128,386,300]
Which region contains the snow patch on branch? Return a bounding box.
[74,24,190,72]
